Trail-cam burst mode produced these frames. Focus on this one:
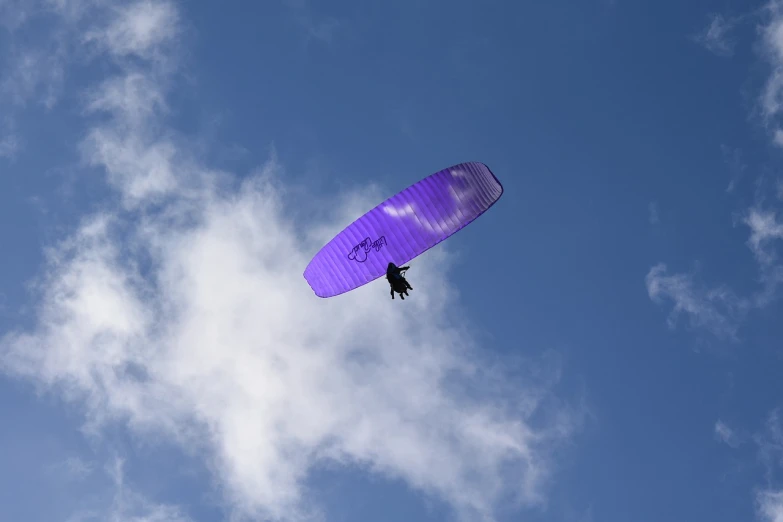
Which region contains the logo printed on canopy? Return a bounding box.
[347,236,387,262]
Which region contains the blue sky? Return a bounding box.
[2,0,783,521]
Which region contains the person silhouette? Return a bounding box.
[386,262,412,300]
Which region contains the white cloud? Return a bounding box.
[648,4,783,338]
[83,0,179,62]
[0,1,580,522]
[0,114,20,159]
[715,420,742,448]
[284,0,341,45]
[721,144,746,193]
[716,409,783,522]
[78,5,182,207]
[0,134,19,158]
[762,9,783,119]
[1,162,578,521]
[737,409,783,522]
[648,202,659,225]
[49,456,96,481]
[695,14,736,57]
[0,40,67,109]
[0,0,178,151]
[756,408,783,478]
[759,0,783,143]
[0,0,33,32]
[744,209,783,307]
[66,457,192,522]
[746,209,783,265]
[80,70,178,205]
[645,263,745,340]
[758,490,783,522]
[86,73,168,128]
[646,205,783,339]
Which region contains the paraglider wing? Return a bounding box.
[303,161,503,298]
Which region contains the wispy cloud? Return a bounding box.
[66,457,192,522]
[698,3,783,149]
[48,456,96,481]
[740,408,783,522]
[1,46,67,109]
[645,263,746,340]
[756,413,783,520]
[0,134,19,159]
[759,0,783,144]
[0,0,33,32]
[744,208,783,307]
[81,72,178,206]
[649,2,783,337]
[715,407,783,522]
[284,0,342,45]
[758,490,783,522]
[0,114,19,159]
[648,202,660,225]
[82,0,180,63]
[646,203,783,340]
[755,408,783,481]
[762,2,783,116]
[746,209,783,265]
[721,145,746,193]
[694,14,737,57]
[715,420,743,448]
[0,2,580,522]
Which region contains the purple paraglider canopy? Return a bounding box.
[303,161,504,298]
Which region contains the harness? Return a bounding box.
[389,267,408,280]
